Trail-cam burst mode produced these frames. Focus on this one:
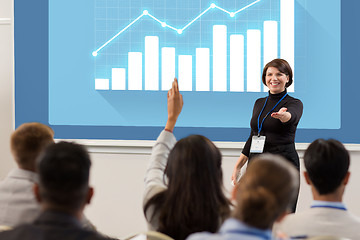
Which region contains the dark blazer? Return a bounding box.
[0,210,117,240]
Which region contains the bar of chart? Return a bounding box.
[93,0,294,93]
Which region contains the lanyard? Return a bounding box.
[257,93,288,136]
[311,205,347,211]
[228,230,271,240]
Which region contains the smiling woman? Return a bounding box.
[265,67,289,94]
[231,58,303,212]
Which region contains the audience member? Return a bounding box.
[274,139,360,239]
[187,153,299,240]
[0,141,116,240]
[143,78,231,240]
[0,122,54,227]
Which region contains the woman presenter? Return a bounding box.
[232,59,303,188]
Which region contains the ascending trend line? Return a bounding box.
[92,0,262,56]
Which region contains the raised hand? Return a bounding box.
[165,78,183,131]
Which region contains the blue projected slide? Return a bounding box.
[49,0,340,129]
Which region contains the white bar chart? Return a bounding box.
[196,48,210,91]
[230,34,244,92]
[263,21,278,92]
[94,0,295,93]
[128,52,142,90]
[162,47,176,91]
[247,29,261,92]
[213,25,227,92]
[264,21,278,67]
[281,0,294,92]
[112,68,126,90]
[95,78,110,90]
[178,55,193,91]
[145,36,159,91]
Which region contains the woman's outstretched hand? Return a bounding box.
[165,78,183,131]
[271,107,291,123]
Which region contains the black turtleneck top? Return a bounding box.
[242,90,303,158]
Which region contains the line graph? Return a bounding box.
[92,0,261,56]
[94,0,294,92]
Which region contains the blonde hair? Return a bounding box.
[11,122,54,170]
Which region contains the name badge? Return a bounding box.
[250,136,266,153]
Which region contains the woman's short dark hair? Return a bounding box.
[262,59,293,88]
[144,135,231,240]
[233,154,299,230]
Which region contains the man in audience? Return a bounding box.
[275,139,360,239]
[0,141,116,239]
[0,122,54,227]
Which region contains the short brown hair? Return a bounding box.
[11,122,54,170]
[262,59,293,88]
[233,154,299,229]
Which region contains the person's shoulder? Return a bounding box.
[186,231,220,240]
[79,230,118,240]
[277,210,315,230]
[256,96,267,101]
[284,95,303,111]
[0,224,31,239]
[274,210,315,239]
[0,229,12,239]
[285,94,302,104]
[0,223,117,240]
[254,96,267,105]
[277,209,360,240]
[1,169,38,183]
[344,210,360,224]
[279,212,302,227]
[0,170,37,196]
[280,207,360,230]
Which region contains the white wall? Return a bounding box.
[1,1,360,239]
[0,0,15,177]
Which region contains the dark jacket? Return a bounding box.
[0,210,117,240]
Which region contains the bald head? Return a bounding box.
[11,122,54,171]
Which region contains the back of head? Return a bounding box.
[304,139,349,195]
[149,135,230,240]
[166,135,223,193]
[37,141,91,213]
[234,154,299,229]
[11,122,54,171]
